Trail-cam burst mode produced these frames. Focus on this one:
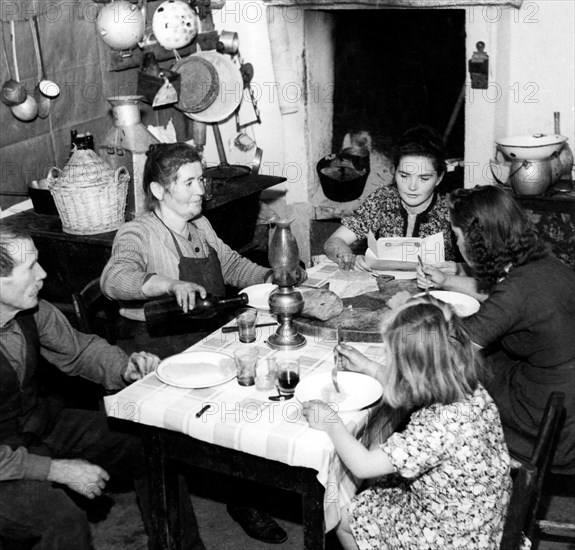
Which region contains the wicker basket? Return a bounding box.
[49,148,129,235]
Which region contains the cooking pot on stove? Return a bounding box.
[317,150,370,202]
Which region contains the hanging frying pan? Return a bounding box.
[180,51,243,124]
[204,124,251,180]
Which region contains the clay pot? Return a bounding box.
[509,159,552,195]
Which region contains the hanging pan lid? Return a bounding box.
[181,51,243,124]
[172,56,219,114]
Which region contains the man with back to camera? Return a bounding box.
[0,223,206,549]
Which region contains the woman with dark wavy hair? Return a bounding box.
[323,125,457,270]
[418,185,575,472]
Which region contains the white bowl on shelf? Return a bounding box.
[496,134,568,160]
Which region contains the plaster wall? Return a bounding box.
[212,1,574,263]
[211,2,318,262]
[464,1,575,187]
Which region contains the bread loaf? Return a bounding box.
[300,289,344,321]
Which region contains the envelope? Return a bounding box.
[365,231,445,271]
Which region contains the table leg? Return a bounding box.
[142,427,182,550]
[302,472,326,550]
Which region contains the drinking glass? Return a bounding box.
[276,359,300,396]
[234,348,259,386]
[236,308,258,343]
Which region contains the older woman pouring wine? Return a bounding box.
[100,142,293,544]
[417,185,575,473]
[100,142,278,356]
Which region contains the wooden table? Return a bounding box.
[104,265,401,549]
[2,174,285,305]
[140,426,327,550]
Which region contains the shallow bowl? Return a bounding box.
[496,134,568,160]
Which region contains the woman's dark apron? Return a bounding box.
[116,221,230,359]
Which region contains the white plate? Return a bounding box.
[414,290,480,317]
[156,351,236,389]
[295,372,383,412]
[240,283,277,311]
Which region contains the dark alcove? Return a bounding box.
[332,9,466,159]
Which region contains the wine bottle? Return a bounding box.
[144,292,249,328]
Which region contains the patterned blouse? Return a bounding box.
[341,186,457,261]
[348,384,516,549]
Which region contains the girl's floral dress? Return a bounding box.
[348,384,515,549]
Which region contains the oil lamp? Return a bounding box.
[267,219,306,350]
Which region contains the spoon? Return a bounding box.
[417,254,431,295]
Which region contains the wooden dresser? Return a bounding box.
[509,186,575,269]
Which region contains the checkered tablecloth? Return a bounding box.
[104,262,388,531]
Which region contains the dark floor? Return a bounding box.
[90,474,575,550]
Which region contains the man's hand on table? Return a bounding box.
[48,458,110,499]
[336,344,383,380]
[123,351,160,384]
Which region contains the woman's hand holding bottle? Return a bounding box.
[168,281,207,313]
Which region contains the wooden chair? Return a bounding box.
[535,473,575,541]
[69,278,121,409]
[72,278,118,344]
[500,391,566,550]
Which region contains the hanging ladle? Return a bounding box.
[9,20,38,122]
[30,15,59,115]
[30,17,49,118]
[1,21,26,106]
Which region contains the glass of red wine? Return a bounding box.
[275,359,300,399]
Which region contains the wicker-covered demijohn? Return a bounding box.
[49,148,129,235]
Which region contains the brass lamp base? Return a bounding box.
[267,286,307,351]
[267,321,307,351]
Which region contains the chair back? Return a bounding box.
[500,391,566,550]
[72,278,118,344]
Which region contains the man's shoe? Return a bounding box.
[226,504,288,544]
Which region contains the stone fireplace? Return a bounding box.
[264,3,468,259]
[213,1,571,264]
[307,8,466,212]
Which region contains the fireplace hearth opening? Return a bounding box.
[332,9,466,159]
[304,8,466,211]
